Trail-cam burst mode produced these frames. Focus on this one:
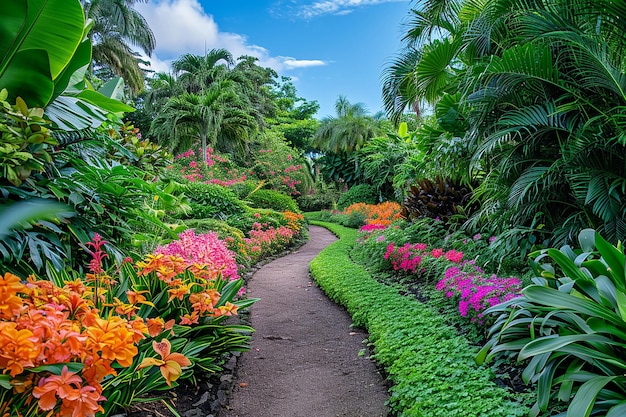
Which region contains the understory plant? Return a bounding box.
[309,221,528,416]
[478,229,626,417]
[0,232,256,417]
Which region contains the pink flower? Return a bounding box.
[444,250,464,263]
[155,230,239,281]
[431,248,443,258]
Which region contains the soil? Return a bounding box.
[124,225,390,417]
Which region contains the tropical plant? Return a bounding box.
[384,0,626,248]
[0,0,135,131]
[401,176,474,223]
[83,0,155,95]
[151,80,258,160]
[336,184,379,210]
[313,96,379,153]
[172,49,235,94]
[246,189,300,213]
[478,228,626,417]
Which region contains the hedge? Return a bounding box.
[308,221,528,417]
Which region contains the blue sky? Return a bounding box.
[136,0,412,118]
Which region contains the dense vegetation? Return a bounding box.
[2,0,626,416]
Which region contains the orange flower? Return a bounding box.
[145,318,175,337]
[180,311,199,325]
[189,289,220,315]
[0,272,26,319]
[126,289,153,306]
[32,365,83,410]
[213,302,238,317]
[84,316,138,368]
[167,283,191,302]
[60,384,105,417]
[0,322,38,376]
[82,356,116,384]
[137,339,191,387]
[113,298,139,319]
[128,317,149,342]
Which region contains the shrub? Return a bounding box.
[401,176,474,223]
[182,182,246,220]
[0,233,256,417]
[436,262,522,323]
[154,229,239,282]
[182,218,249,266]
[246,189,300,213]
[309,221,528,417]
[337,183,378,210]
[344,202,402,227]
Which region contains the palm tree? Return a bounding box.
[151,80,258,160]
[172,49,234,94]
[144,72,179,113]
[313,96,379,153]
[82,0,155,95]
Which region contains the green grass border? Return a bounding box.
[309,221,528,417]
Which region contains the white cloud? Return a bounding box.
[296,0,405,18]
[136,0,328,75]
[282,59,327,69]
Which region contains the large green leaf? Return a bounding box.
[52,36,91,99]
[567,375,618,417]
[595,231,626,289]
[519,334,621,361]
[0,0,85,105]
[0,48,53,106]
[78,89,135,113]
[98,77,126,101]
[524,285,625,326]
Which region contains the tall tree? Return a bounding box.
[172,49,234,94]
[151,80,258,160]
[313,96,379,153]
[82,0,155,95]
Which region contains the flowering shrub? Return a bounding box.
[359,223,388,234]
[436,262,522,322]
[170,146,311,196]
[155,229,239,282]
[0,232,255,417]
[171,148,247,186]
[344,202,402,226]
[243,222,296,262]
[383,242,464,274]
[248,147,310,196]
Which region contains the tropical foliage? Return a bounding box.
[381,0,626,250]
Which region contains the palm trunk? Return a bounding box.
[201,133,207,163]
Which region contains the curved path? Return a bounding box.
[222,225,390,417]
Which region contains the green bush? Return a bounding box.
[182,182,246,220]
[309,221,528,417]
[336,184,378,210]
[297,191,339,212]
[246,189,300,213]
[230,180,259,200]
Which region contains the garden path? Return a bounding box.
[221,225,390,417]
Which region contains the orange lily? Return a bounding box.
[214,302,239,317]
[137,339,191,387]
[32,365,83,410]
[0,272,26,319]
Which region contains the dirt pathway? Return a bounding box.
[221,225,390,417]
